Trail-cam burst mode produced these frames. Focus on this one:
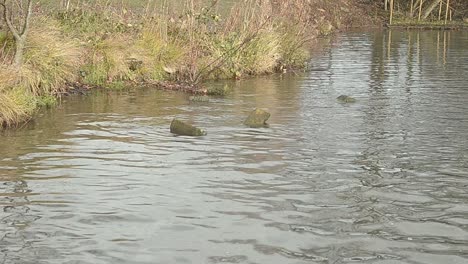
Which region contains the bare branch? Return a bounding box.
[1,0,33,66]
[20,0,32,36]
[1,1,21,41]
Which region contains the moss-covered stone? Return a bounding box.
[244,109,271,128]
[170,119,207,136]
[207,85,230,96]
[337,95,356,103]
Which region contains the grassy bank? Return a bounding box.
[0,0,377,128]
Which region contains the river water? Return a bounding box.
[1,30,468,264]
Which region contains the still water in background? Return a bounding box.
[1,30,467,264]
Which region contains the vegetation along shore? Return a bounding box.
[1,0,466,128]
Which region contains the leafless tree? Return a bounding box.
[0,0,33,66]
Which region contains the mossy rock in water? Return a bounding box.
[337,95,356,103]
[207,85,230,96]
[189,96,210,103]
[244,109,271,128]
[170,119,207,136]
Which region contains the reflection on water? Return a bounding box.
[1,30,468,264]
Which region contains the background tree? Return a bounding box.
[0,0,33,66]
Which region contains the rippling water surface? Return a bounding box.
[1,30,468,264]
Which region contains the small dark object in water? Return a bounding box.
[337,95,356,103]
[170,119,207,136]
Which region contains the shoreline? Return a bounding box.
[386,23,468,30]
[0,0,379,129]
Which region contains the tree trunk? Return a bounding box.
[422,0,442,19]
[438,0,443,20]
[14,37,25,66]
[410,0,414,17]
[411,0,425,17]
[389,0,394,24]
[445,0,450,24]
[418,0,423,20]
[0,0,33,67]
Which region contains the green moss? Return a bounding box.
[170,119,207,137]
[244,109,271,128]
[337,95,357,103]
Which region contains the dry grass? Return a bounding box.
[0,17,81,127]
[81,34,137,86]
[0,87,36,127]
[22,18,82,95]
[0,65,18,90]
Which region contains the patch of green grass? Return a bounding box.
[56,8,139,39]
[36,95,58,108]
[132,24,185,81]
[81,34,138,86]
[105,81,127,90]
[81,62,108,86]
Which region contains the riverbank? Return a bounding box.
[0,0,379,128]
[387,18,468,30]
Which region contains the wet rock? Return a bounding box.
[170,119,207,136]
[244,109,271,128]
[207,85,230,96]
[189,96,210,102]
[337,95,356,103]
